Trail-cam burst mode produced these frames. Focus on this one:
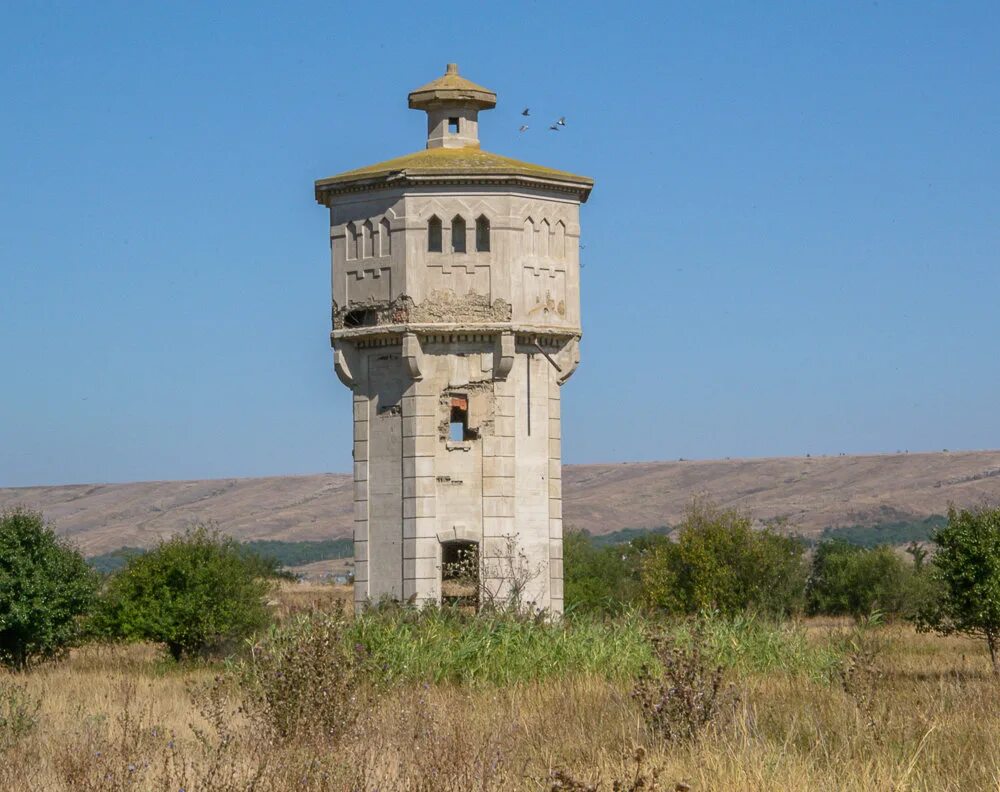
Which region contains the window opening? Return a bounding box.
[451,215,466,253]
[441,540,479,610]
[343,308,376,328]
[428,215,442,252]
[448,117,460,134]
[346,222,358,260]
[449,394,475,441]
[379,217,391,256]
[475,215,490,252]
[363,219,374,258]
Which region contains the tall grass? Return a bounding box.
[347,607,840,686]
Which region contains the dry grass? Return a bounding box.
[2,589,1000,790]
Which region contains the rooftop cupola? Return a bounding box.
[408,63,496,150]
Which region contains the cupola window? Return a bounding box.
[448,117,460,134]
[428,215,442,252]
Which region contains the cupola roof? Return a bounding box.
[407,63,496,110]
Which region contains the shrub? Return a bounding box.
[639,499,808,617]
[0,507,97,670]
[237,612,368,743]
[0,679,40,750]
[96,526,272,660]
[806,540,927,619]
[915,505,1000,674]
[631,624,735,744]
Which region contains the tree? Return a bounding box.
[915,506,1000,674]
[96,526,273,660]
[640,499,808,617]
[0,507,97,670]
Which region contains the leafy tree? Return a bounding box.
[0,507,97,670]
[96,526,273,660]
[806,541,920,618]
[915,506,1000,674]
[640,499,808,617]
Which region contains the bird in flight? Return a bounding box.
[557,117,566,126]
[549,124,559,131]
[521,107,530,116]
[519,125,529,133]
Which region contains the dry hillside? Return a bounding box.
[2,450,1000,555]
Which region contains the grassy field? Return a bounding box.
[2,583,999,791]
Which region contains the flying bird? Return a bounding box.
[521,107,530,116]
[549,124,559,131]
[557,116,566,126]
[519,125,529,133]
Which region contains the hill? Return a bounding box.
[2,450,999,555]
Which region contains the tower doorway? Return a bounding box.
[441,540,479,611]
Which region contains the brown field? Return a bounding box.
[2,583,1000,791]
[4,450,1000,554]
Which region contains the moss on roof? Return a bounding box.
[315,146,593,194]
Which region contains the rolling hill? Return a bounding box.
[2,450,1000,555]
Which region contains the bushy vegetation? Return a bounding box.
[0,507,97,670]
[94,525,273,660]
[806,540,936,618]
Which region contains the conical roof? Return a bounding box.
[408,63,496,110]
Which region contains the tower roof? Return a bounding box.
[408,63,496,110]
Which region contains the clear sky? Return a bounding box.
[1,1,998,487]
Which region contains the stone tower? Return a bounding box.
[314,64,593,614]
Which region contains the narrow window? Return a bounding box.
[346,222,358,260]
[523,217,535,255]
[451,215,466,253]
[379,217,391,256]
[450,394,472,441]
[448,117,460,134]
[362,219,374,258]
[553,220,566,259]
[428,215,442,252]
[475,215,490,252]
[538,219,550,257]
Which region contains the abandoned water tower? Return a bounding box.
[314,64,593,613]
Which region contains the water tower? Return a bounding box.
[314,64,593,613]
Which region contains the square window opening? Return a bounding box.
[448,117,460,134]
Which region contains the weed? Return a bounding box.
[0,678,40,749]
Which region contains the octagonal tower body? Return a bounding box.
[315,65,593,613]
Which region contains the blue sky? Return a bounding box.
[1,1,998,487]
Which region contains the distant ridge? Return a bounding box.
[3,450,1000,555]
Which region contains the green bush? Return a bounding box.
[639,500,808,617]
[915,505,1000,674]
[806,540,928,619]
[0,507,97,670]
[95,526,273,660]
[564,530,641,613]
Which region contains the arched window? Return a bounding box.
[538,219,550,257]
[362,220,374,258]
[451,215,466,253]
[475,215,490,252]
[428,215,442,252]
[379,217,391,256]
[523,217,535,255]
[346,222,358,260]
[553,220,566,259]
